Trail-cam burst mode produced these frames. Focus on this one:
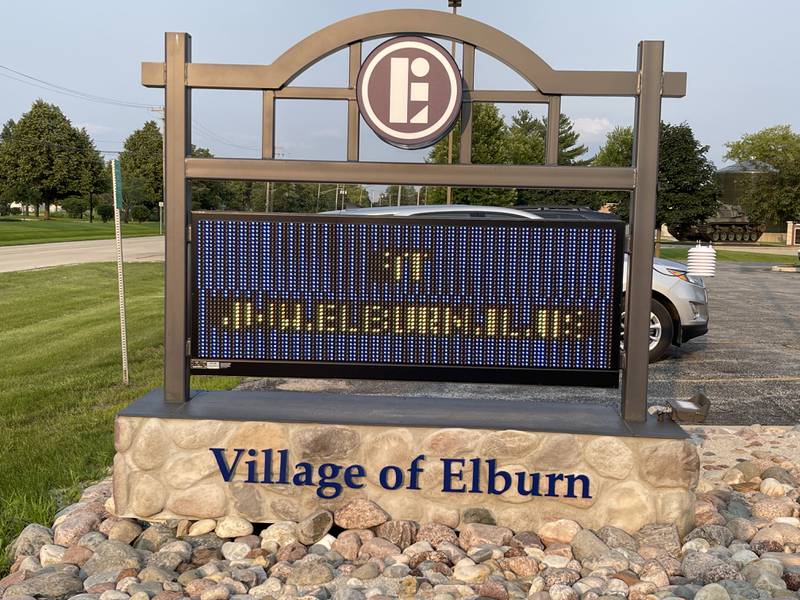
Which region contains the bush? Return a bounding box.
[130,204,152,223]
[0,200,10,216]
[96,204,114,223]
[61,196,88,219]
[9,206,22,215]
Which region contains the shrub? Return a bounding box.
[130,204,152,223]
[61,196,88,219]
[96,204,114,223]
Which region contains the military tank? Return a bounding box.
[668,162,771,243]
[668,203,765,243]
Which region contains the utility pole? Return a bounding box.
[445,0,461,205]
[397,185,402,207]
[150,106,166,230]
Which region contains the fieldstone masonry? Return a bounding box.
[113,417,700,535]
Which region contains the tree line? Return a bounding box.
[1,99,797,229]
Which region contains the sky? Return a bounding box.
[1,0,798,170]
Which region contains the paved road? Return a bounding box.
[245,263,800,426]
[0,236,164,273]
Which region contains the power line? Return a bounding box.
[0,65,155,109]
[1,64,271,156]
[192,119,260,152]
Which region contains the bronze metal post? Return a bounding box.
[163,32,192,403]
[621,41,664,422]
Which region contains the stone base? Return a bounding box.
[113,392,700,535]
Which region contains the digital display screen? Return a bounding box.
[191,213,623,386]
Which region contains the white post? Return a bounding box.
[111,159,130,385]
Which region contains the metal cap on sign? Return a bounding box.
[357,36,463,150]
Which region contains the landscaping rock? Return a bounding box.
[297,510,333,545]
[11,524,54,559]
[333,499,390,529]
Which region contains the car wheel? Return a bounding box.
[647,300,674,362]
[621,299,675,363]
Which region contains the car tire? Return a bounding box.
[621,299,675,363]
[648,299,674,362]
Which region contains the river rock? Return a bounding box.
[596,526,637,552]
[107,521,142,545]
[751,497,797,520]
[53,511,101,546]
[82,540,143,576]
[374,519,418,550]
[417,522,458,547]
[11,524,54,559]
[3,569,84,600]
[334,499,390,529]
[694,583,731,600]
[286,561,335,586]
[458,523,513,549]
[188,519,217,537]
[538,520,581,546]
[453,563,491,583]
[685,525,734,548]
[634,523,681,557]
[297,510,334,545]
[214,516,253,539]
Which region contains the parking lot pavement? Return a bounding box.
[245,262,800,426]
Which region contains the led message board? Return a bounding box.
[190,213,624,387]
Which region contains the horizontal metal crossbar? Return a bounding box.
[184,158,636,190]
[142,61,686,98]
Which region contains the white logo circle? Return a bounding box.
[357,36,463,150]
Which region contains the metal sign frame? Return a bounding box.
[142,9,686,423]
[188,211,625,387]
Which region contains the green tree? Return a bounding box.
[724,125,800,224]
[383,185,418,206]
[595,123,719,233]
[0,100,89,219]
[426,103,515,206]
[74,129,109,222]
[119,121,163,211]
[510,111,596,207]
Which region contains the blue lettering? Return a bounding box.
[344,464,366,489]
[565,474,592,498]
[441,458,466,492]
[379,465,404,490]
[210,448,245,482]
[486,459,511,495]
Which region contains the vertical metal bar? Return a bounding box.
[459,44,475,165]
[262,91,275,159]
[164,32,192,403]
[347,43,361,162]
[621,40,664,422]
[546,96,561,165]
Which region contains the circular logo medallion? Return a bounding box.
[357,36,463,150]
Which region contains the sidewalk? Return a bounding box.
[0,236,165,273]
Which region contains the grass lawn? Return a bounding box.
[659,246,797,264]
[0,216,161,246]
[0,263,238,572]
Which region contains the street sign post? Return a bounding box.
[111,159,129,385]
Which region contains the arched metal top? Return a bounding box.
[273,9,553,91]
[142,9,685,98]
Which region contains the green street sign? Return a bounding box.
[112,159,124,210]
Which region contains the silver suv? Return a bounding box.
[328,204,709,362]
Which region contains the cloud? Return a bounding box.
[572,117,613,140]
